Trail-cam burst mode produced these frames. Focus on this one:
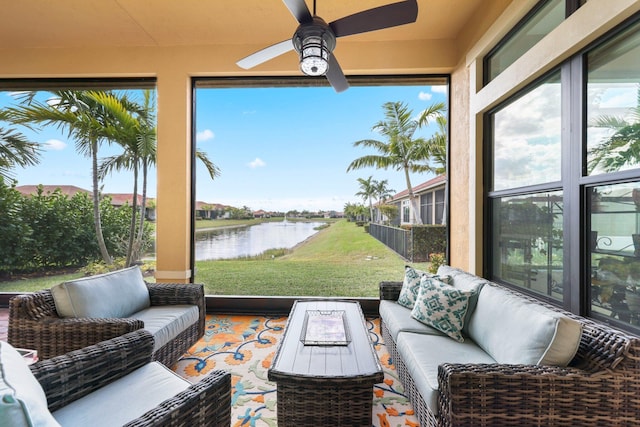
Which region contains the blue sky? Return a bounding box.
[3,83,447,212]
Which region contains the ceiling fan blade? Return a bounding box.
[282,0,312,24]
[326,55,349,93]
[236,39,295,69]
[329,0,418,38]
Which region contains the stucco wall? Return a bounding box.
[448,64,472,271]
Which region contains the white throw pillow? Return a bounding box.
[0,341,60,427]
[51,266,150,318]
[397,265,451,309]
[410,275,474,343]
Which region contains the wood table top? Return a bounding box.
[268,300,383,382]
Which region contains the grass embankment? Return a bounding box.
[0,219,429,297]
[195,219,429,297]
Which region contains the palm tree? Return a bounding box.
[372,179,394,223]
[7,90,126,265]
[96,90,150,265]
[347,101,445,224]
[355,176,376,221]
[423,115,448,175]
[99,90,221,266]
[0,111,41,183]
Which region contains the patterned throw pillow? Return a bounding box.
[397,266,451,309]
[410,275,474,342]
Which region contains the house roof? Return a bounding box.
[194,201,228,211]
[15,186,156,208]
[388,174,446,202]
[104,193,155,208]
[15,185,90,197]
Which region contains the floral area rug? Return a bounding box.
[173,314,419,427]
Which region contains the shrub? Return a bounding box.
[0,180,154,274]
[427,252,446,274]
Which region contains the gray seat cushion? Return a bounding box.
[131,305,199,352]
[52,362,190,426]
[396,332,496,415]
[379,300,446,341]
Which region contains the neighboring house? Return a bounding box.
[195,201,229,220]
[253,209,268,218]
[376,175,446,226]
[324,211,344,218]
[106,193,156,221]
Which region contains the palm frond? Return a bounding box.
[347,154,400,172]
[196,149,221,180]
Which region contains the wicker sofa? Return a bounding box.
[8,266,205,366]
[1,330,230,426]
[379,265,640,427]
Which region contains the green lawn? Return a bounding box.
[0,219,429,297]
[195,219,429,297]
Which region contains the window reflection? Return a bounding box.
[586,25,640,175]
[491,192,563,301]
[486,0,565,82]
[492,71,562,191]
[590,183,640,326]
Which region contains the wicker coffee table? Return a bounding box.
[269,300,383,426]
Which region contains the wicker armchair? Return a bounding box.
[380,280,640,427]
[29,330,231,426]
[8,282,205,366]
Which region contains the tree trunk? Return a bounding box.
[126,156,139,266]
[135,158,149,262]
[404,165,422,224]
[91,139,112,265]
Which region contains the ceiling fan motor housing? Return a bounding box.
[292,16,336,76]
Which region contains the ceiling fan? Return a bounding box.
[236,0,419,93]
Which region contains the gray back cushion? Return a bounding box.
[0,341,61,427]
[468,283,583,366]
[437,265,487,333]
[51,266,150,318]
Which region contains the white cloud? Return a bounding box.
[196,129,215,142]
[432,85,447,94]
[43,139,66,151]
[418,91,432,101]
[248,157,266,168]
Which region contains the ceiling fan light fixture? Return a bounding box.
[293,18,336,77]
[299,36,329,75]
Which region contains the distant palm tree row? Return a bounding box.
[354,175,395,222]
[348,100,447,224]
[0,89,219,267]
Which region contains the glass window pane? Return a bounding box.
[491,191,563,301]
[435,189,445,224]
[421,192,433,224]
[590,182,640,332]
[492,71,562,191]
[586,24,640,175]
[486,0,565,82]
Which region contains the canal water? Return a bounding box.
[195,220,324,260]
